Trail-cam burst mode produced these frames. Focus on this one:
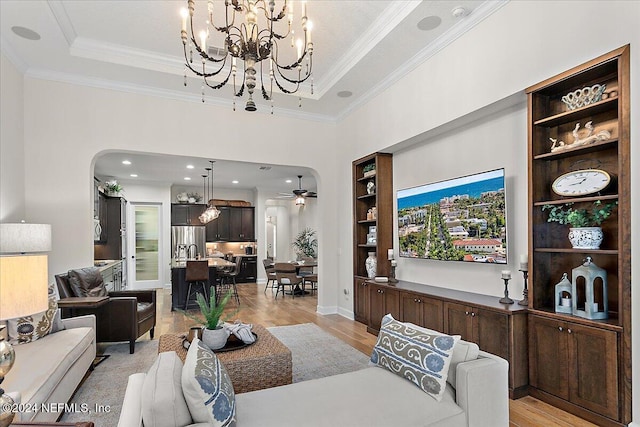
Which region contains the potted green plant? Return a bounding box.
[104,180,123,197]
[363,163,376,178]
[542,200,618,249]
[292,227,318,259]
[180,288,236,350]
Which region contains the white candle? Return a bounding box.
[199,30,207,52]
[181,8,189,33]
[561,297,571,307]
[593,302,599,312]
[501,270,511,279]
[296,38,303,60]
[307,20,312,45]
[387,249,394,260]
[302,0,307,18]
[391,259,397,267]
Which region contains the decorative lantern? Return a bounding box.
[571,256,608,320]
[554,273,573,314]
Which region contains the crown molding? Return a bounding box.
[313,0,421,99]
[335,0,509,122]
[0,36,29,73]
[24,67,335,123]
[47,0,76,46]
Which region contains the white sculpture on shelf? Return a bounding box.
[550,121,611,153]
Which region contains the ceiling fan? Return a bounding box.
[277,175,318,200]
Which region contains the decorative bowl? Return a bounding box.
[561,84,606,110]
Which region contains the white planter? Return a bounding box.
[568,227,603,250]
[201,327,230,350]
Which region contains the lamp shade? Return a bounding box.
[0,255,49,320]
[0,223,51,253]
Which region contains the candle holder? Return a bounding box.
[389,263,398,283]
[518,269,529,306]
[499,277,514,304]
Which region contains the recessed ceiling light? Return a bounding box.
[186,164,194,169]
[11,26,41,41]
[286,179,292,184]
[122,160,131,165]
[130,174,138,178]
[451,7,469,19]
[232,180,239,184]
[417,16,442,31]
[337,90,353,98]
[184,177,191,181]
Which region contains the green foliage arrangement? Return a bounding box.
[104,180,123,194]
[542,200,618,228]
[292,227,318,258]
[363,163,376,173]
[180,288,235,330]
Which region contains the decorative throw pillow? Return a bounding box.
[181,338,235,426]
[67,267,107,297]
[7,282,62,344]
[370,314,460,401]
[142,351,193,427]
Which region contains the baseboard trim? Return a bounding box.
[256,278,266,285]
[316,305,338,315]
[338,307,354,320]
[628,421,639,427]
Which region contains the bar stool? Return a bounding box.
[218,256,241,304]
[185,260,210,310]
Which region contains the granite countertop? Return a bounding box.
[171,258,236,269]
[93,259,122,271]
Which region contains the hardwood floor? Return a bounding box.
[154,283,596,426]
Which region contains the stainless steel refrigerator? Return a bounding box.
[171,226,206,259]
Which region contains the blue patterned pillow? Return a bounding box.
[370,314,460,401]
[181,338,235,426]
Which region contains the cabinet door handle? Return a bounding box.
[558,326,563,332]
[417,299,422,303]
[471,312,476,317]
[567,328,572,334]
[465,311,470,315]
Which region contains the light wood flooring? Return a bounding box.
[154,283,596,427]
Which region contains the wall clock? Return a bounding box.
[552,169,611,196]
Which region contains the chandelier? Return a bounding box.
[199,160,221,224]
[180,0,314,113]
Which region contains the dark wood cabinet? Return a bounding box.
[529,315,619,421]
[354,277,370,324]
[352,153,393,280]
[236,256,257,283]
[94,192,108,243]
[229,207,255,241]
[367,283,399,333]
[171,203,206,225]
[205,207,254,242]
[526,45,630,425]
[360,280,528,399]
[94,196,126,264]
[401,292,443,332]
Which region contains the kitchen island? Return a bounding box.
[170,258,235,311]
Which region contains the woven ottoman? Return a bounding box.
[158,324,292,393]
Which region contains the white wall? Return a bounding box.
[0,53,25,222]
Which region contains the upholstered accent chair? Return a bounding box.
[55,267,156,354]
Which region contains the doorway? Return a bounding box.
[128,203,162,289]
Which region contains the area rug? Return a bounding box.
[59,324,370,426]
[267,323,370,382]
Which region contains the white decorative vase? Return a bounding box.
[365,252,377,279]
[568,227,603,250]
[201,327,230,350]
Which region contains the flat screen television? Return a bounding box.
[397,168,507,263]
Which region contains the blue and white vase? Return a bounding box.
[365,252,377,279]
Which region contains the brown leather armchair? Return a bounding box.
[55,268,156,354]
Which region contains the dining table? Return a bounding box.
[268,260,317,295]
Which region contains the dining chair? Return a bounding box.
[303,273,318,295]
[297,256,315,278]
[274,262,303,299]
[263,259,278,293]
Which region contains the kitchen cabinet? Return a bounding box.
[94,196,127,288]
[236,256,257,283]
[401,292,443,332]
[94,192,108,243]
[529,314,619,421]
[171,203,206,225]
[367,283,399,333]
[354,277,370,324]
[206,207,254,242]
[229,207,255,241]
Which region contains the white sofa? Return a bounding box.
[4,315,96,422]
[118,344,509,427]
